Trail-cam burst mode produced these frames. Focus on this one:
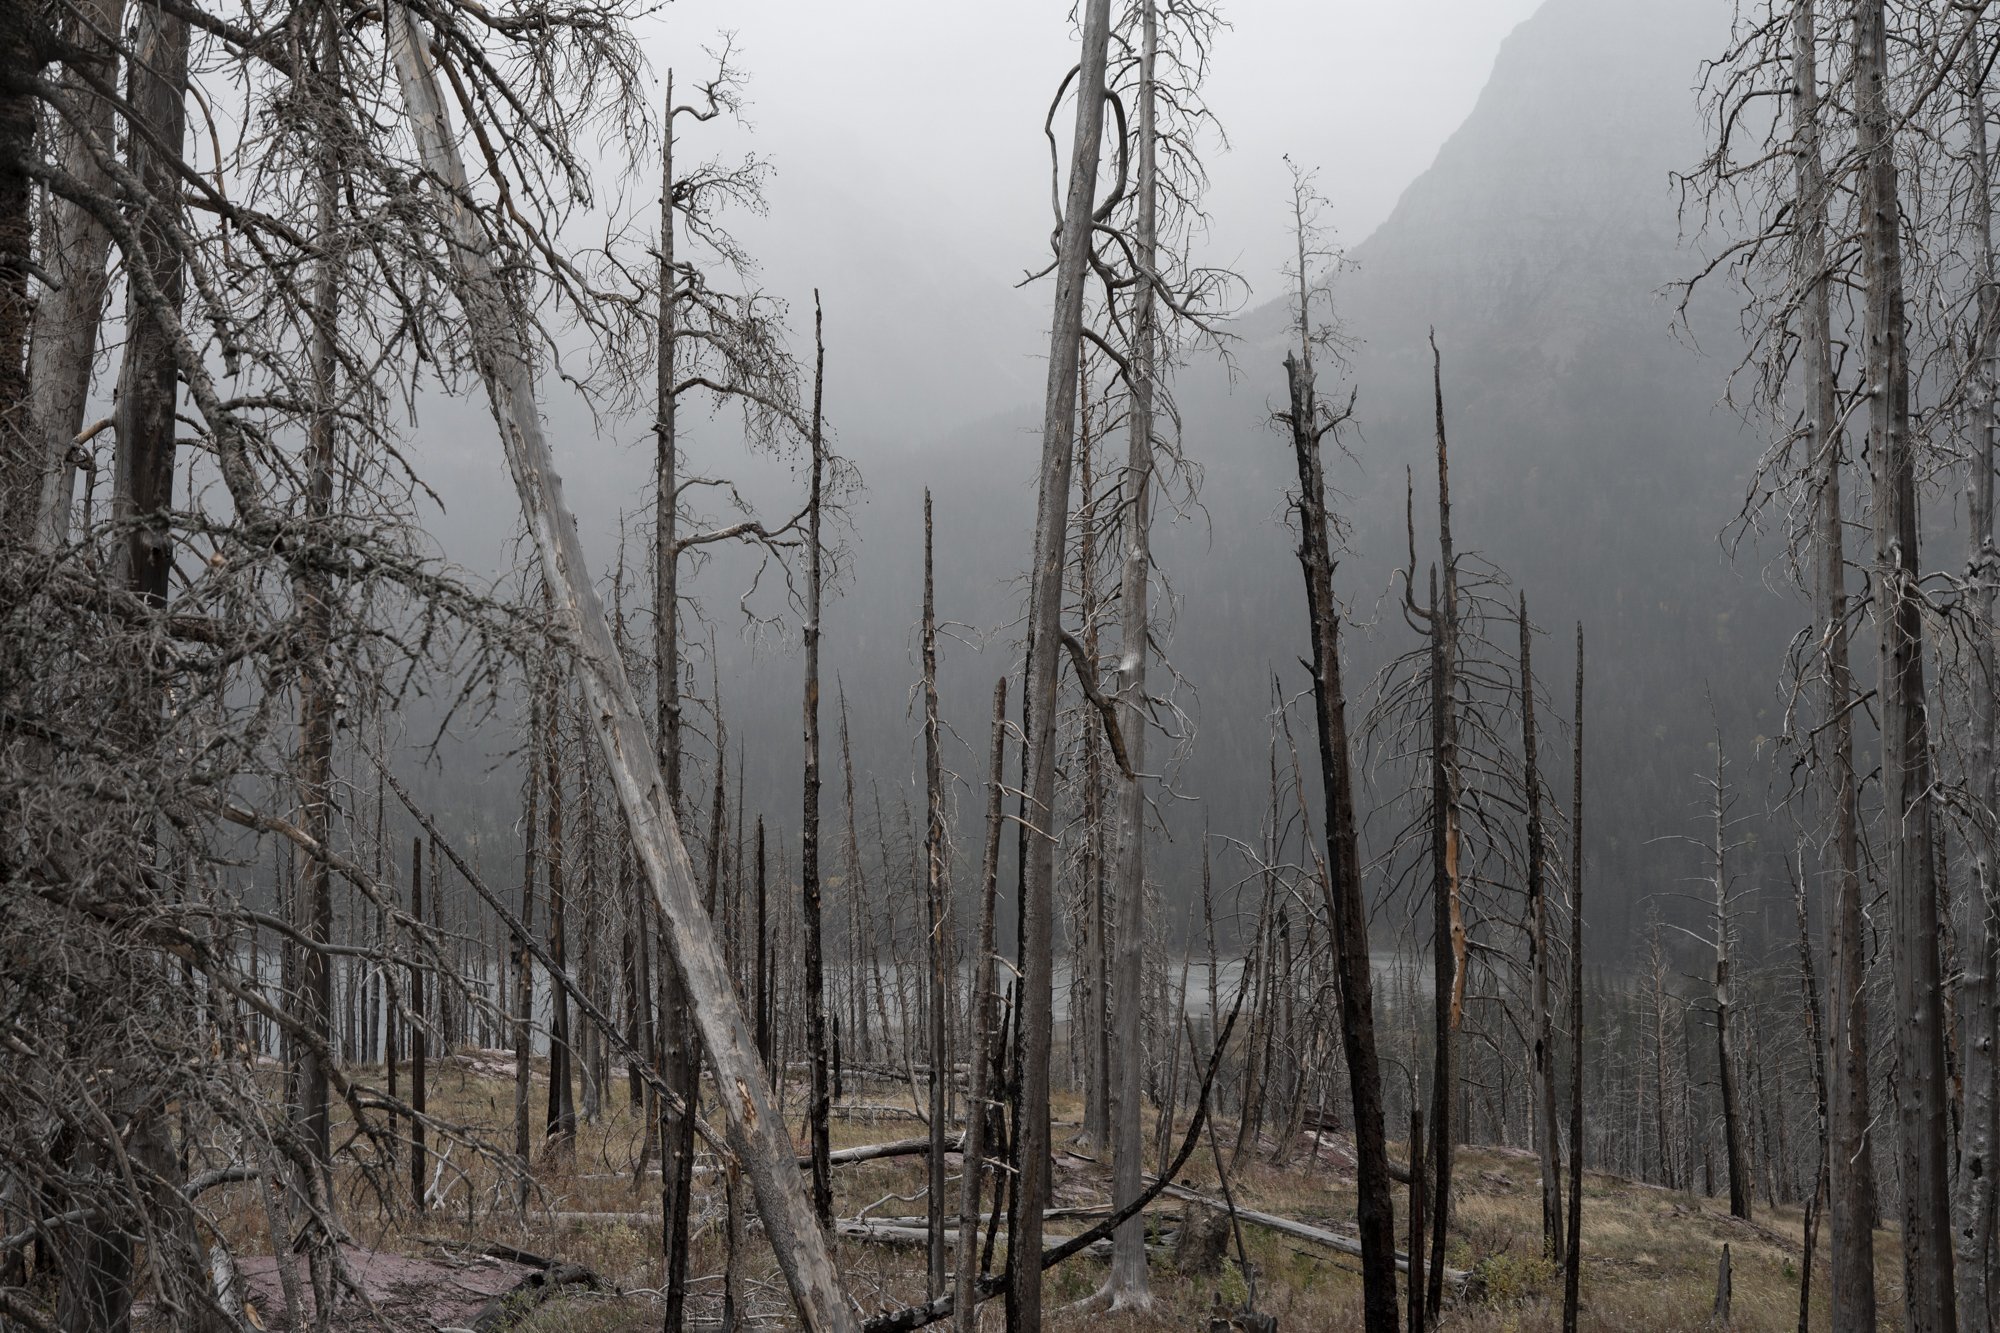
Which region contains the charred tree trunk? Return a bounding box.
[1427,342,1463,1322]
[1793,5,1880,1322]
[803,295,833,1230]
[923,489,948,1297]
[1524,593,1562,1261]
[1711,741,1751,1223]
[957,679,1008,1333]
[1855,2,1956,1324]
[1562,624,1585,1333]
[1281,197,1397,1331]
[545,641,577,1150]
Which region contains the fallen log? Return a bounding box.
[808,1133,964,1168]
[1147,1181,1468,1285]
[469,1261,602,1333]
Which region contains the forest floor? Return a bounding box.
[200,1054,1906,1332]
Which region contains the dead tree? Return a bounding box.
[1276,164,1398,1333]
[923,488,949,1296]
[1562,623,1585,1333]
[21,0,120,547]
[386,12,853,1326]
[1953,8,2000,1323]
[954,680,1008,1331]
[803,294,834,1231]
[1856,3,1957,1323]
[1522,593,1562,1260]
[1008,3,1114,1328]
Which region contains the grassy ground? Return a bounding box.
[199,1056,1904,1331]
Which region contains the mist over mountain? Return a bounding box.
[400,0,1794,959]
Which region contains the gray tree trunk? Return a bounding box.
[1855,2,1957,1326]
[1795,5,1879,1323]
[1106,0,1158,1306]
[955,679,1008,1333]
[1523,594,1562,1260]
[24,0,124,548]
[804,296,833,1229]
[1007,3,1113,1328]
[386,15,853,1326]
[1955,11,2000,1328]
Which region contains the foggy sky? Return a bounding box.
[632,0,1543,431]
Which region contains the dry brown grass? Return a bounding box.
[195,1063,1905,1331]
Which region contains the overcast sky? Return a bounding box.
[622,1,1544,429]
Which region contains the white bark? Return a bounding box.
[385,14,852,1328]
[1106,0,1157,1307]
[26,0,125,549]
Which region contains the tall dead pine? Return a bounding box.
[1278,175,1398,1332]
[1008,3,1114,1328]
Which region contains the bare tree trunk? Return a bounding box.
[1281,192,1398,1331]
[1956,12,2000,1328]
[756,818,772,1072]
[803,295,833,1230]
[0,2,48,532]
[1793,7,1880,1322]
[1523,593,1562,1261]
[285,24,344,1316]
[956,679,1008,1333]
[1711,741,1750,1223]
[1427,344,1463,1322]
[1106,0,1158,1306]
[1409,1105,1427,1333]
[514,663,541,1207]
[922,489,948,1298]
[1855,2,1956,1324]
[387,15,853,1325]
[545,633,576,1150]
[1562,623,1585,1333]
[22,0,122,546]
[1796,868,1831,1333]
[410,836,427,1211]
[1007,3,1113,1327]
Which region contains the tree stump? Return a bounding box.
[1175,1201,1229,1276]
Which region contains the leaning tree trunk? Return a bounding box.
[1955,9,2000,1326]
[1007,3,1113,1328]
[1855,2,1957,1325]
[386,15,854,1327]
[1106,0,1158,1306]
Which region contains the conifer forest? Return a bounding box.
[7,0,2000,1329]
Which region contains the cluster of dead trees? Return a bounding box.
[16,0,2000,1330]
[1687,0,2000,1328]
